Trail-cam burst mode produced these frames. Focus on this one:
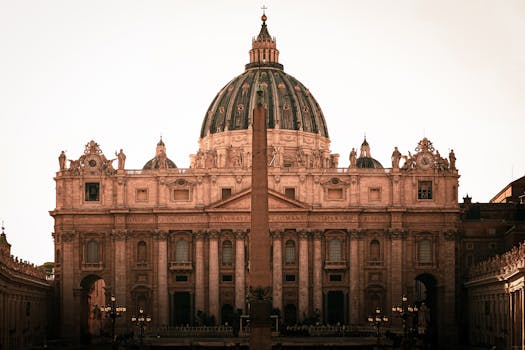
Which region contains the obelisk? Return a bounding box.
[249,82,272,350]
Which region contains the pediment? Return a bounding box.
[208,189,310,210]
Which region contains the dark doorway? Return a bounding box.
[415,273,438,346]
[221,304,234,325]
[173,292,191,326]
[79,275,106,344]
[326,291,345,325]
[284,304,297,325]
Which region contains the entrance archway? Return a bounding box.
[80,275,106,344]
[415,273,438,345]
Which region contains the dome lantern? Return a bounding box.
[246,13,282,70]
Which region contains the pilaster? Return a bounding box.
[312,230,323,316]
[298,230,309,321]
[349,229,362,323]
[208,229,220,321]
[235,230,247,312]
[271,229,283,313]
[60,231,76,337]
[194,231,205,315]
[155,229,169,326]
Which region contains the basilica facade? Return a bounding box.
[51,15,461,345]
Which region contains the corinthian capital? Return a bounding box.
[297,229,310,239]
[154,229,168,240]
[111,229,128,240]
[234,229,248,240]
[270,229,283,239]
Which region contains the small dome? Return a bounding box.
[143,137,177,170]
[142,157,177,170]
[356,137,383,169]
[356,157,383,169]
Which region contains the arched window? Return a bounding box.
[175,240,189,262]
[417,238,432,265]
[328,238,342,262]
[370,240,380,262]
[137,241,147,262]
[285,240,296,264]
[222,240,233,265]
[86,240,99,263]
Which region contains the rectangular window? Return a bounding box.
[369,188,381,201]
[417,239,433,265]
[175,275,188,282]
[329,274,342,282]
[327,188,343,200]
[285,274,296,282]
[222,274,233,282]
[221,188,232,200]
[136,189,148,202]
[284,188,296,200]
[85,183,100,201]
[418,181,433,200]
[173,189,190,201]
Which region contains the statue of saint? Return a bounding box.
[349,148,357,168]
[58,151,66,170]
[391,146,401,168]
[449,149,456,170]
[116,149,126,170]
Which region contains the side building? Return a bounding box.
[462,178,525,350]
[51,15,461,347]
[0,227,53,349]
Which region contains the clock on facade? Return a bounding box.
[417,153,434,170]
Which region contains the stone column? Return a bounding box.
[349,230,361,324]
[194,231,205,315]
[235,230,247,312]
[298,230,310,321]
[156,230,169,326]
[312,230,323,316]
[60,231,76,337]
[112,230,127,307]
[271,230,283,313]
[208,230,220,321]
[389,229,404,328]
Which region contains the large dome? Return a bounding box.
[200,15,328,139]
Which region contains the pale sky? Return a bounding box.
[0,0,524,265]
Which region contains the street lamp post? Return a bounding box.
[392,295,418,347]
[131,308,152,347]
[104,296,126,349]
[367,306,389,344]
